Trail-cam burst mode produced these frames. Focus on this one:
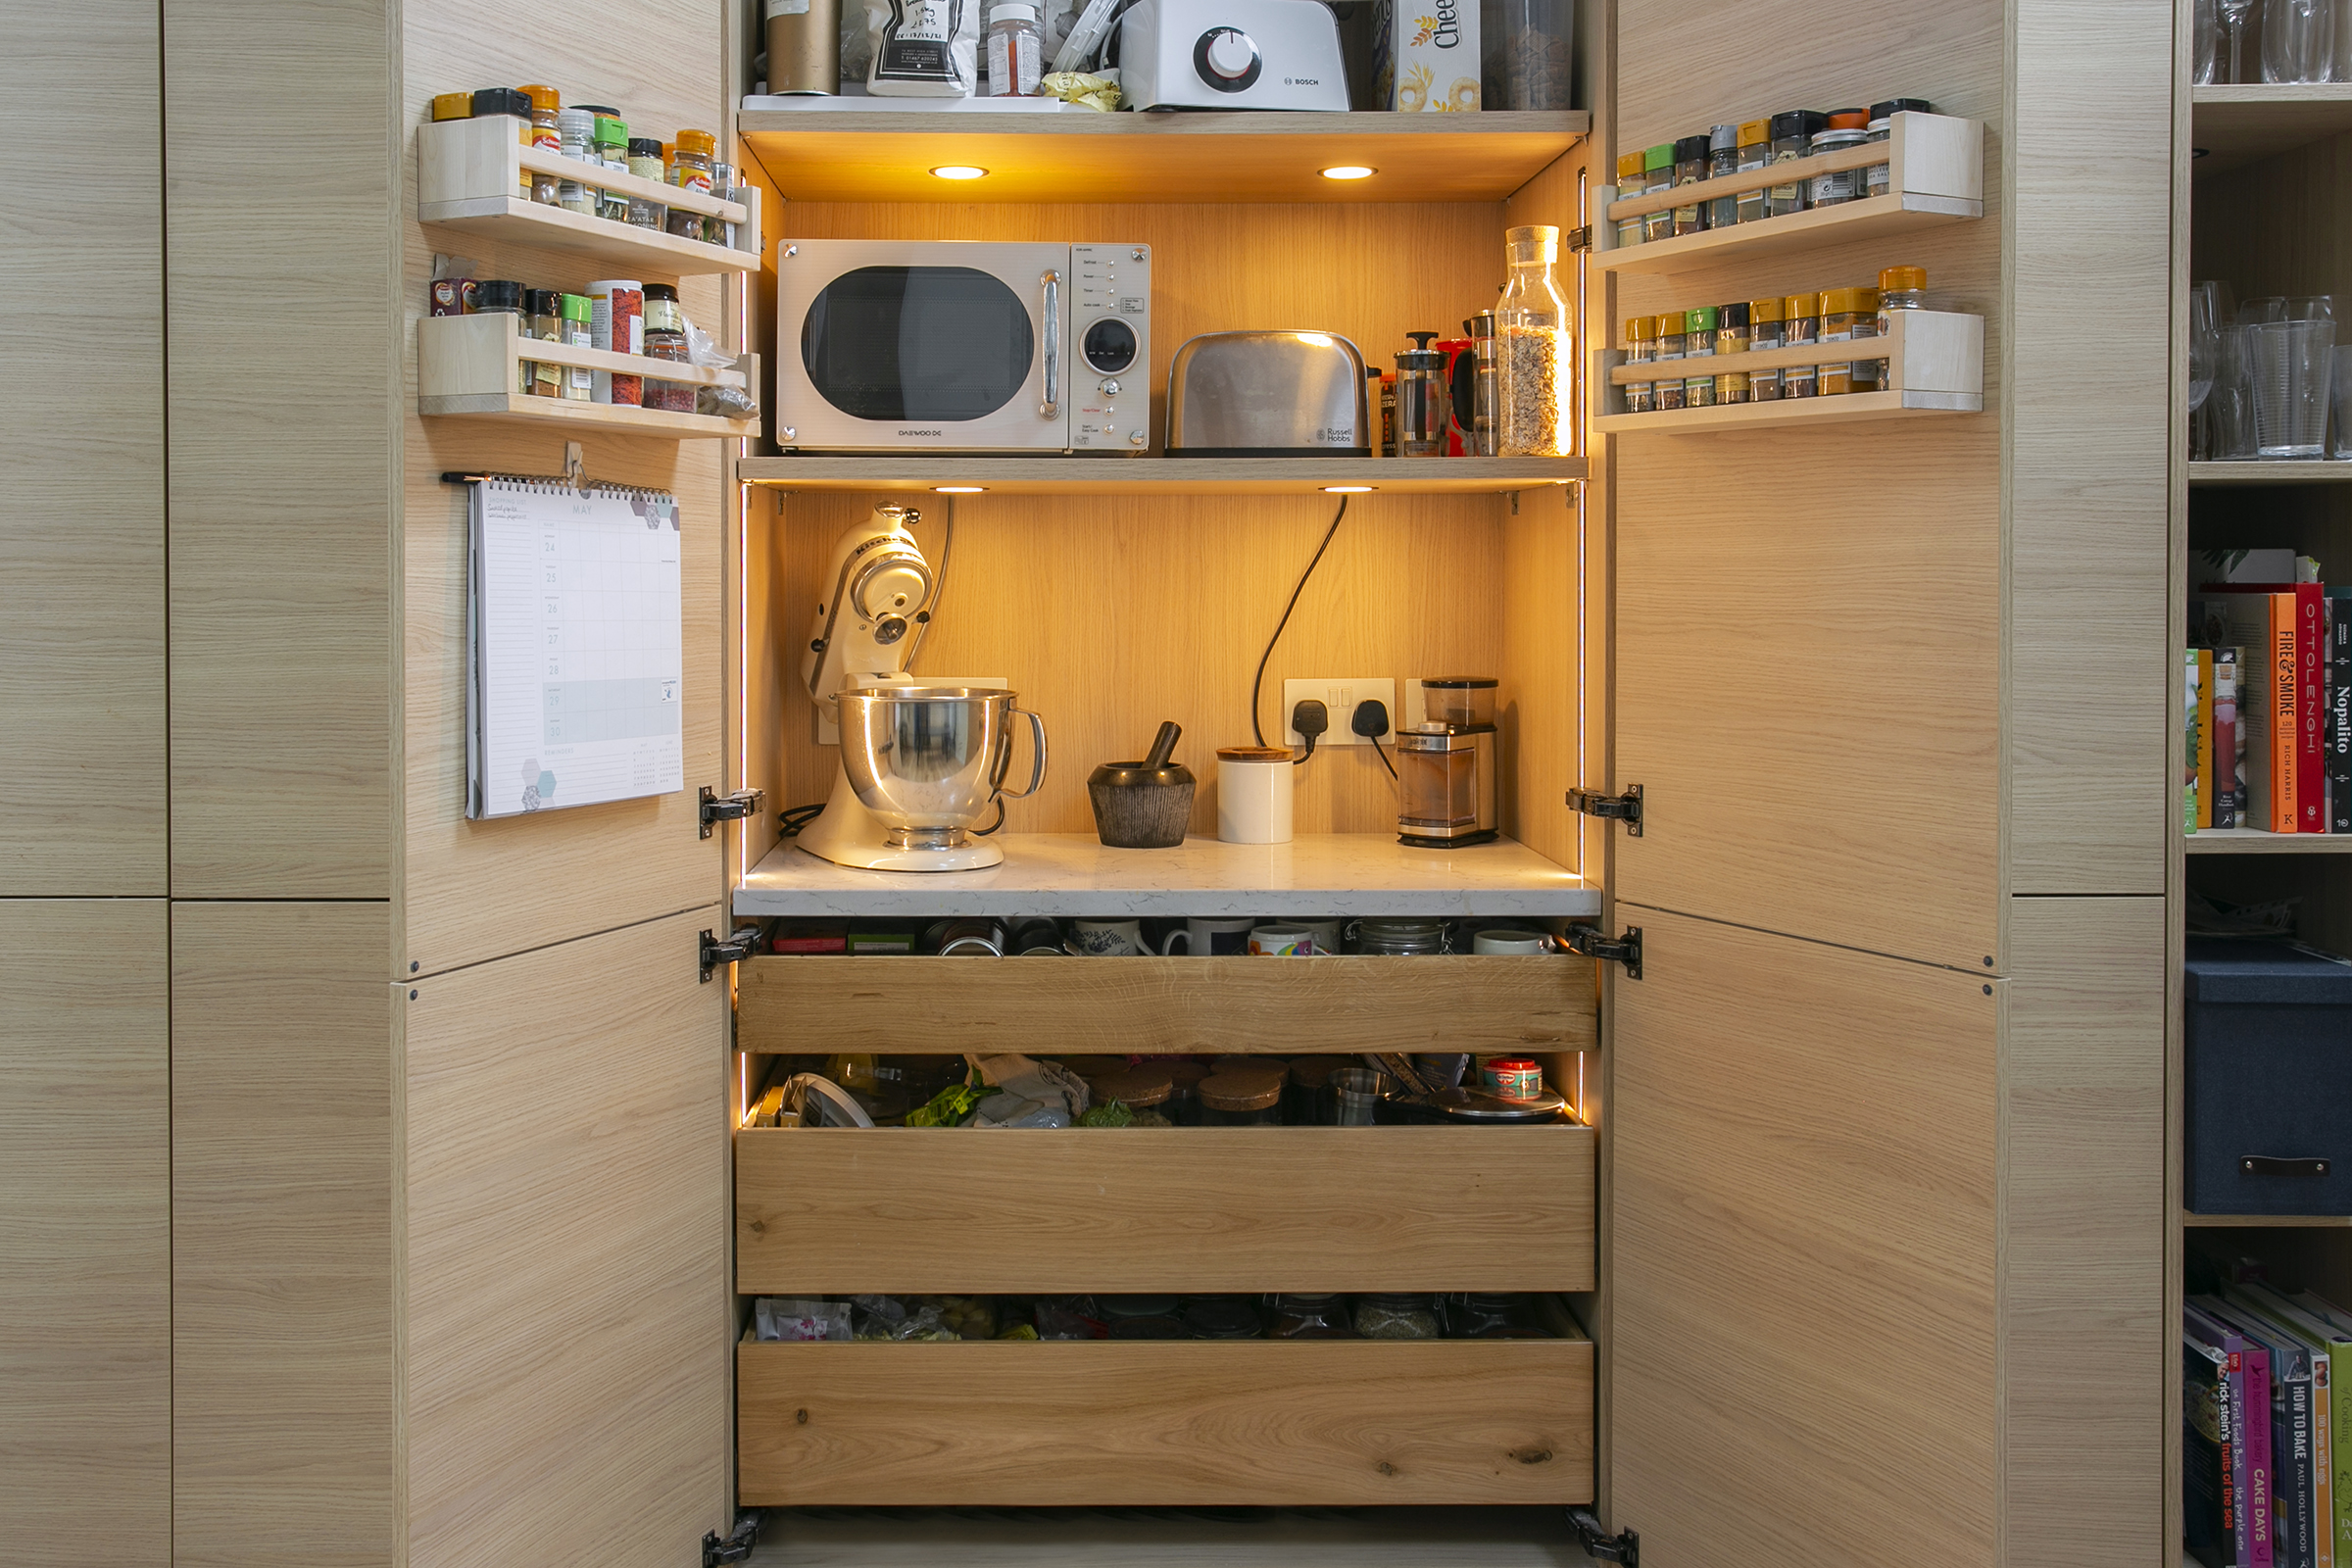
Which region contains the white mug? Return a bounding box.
[1070,918,1147,956]
[1295,918,1347,955]
[1161,916,1259,956]
[1217,748,1294,844]
[1473,929,1553,956]
[1250,924,1317,956]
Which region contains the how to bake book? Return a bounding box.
[2237,1282,2348,1568]
[2292,1290,2352,1561]
[2195,1298,2278,1568]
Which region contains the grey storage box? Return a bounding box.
[2184,937,2352,1216]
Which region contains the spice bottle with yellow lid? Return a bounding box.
[430,91,472,122]
[1876,265,1928,388]
[1623,316,1656,415]
[1682,305,1718,408]
[1735,119,1772,223]
[1614,151,1646,247]
[1782,292,1820,398]
[1653,312,1686,410]
[1747,295,1786,401]
[1818,287,1880,394]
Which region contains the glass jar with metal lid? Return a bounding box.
[1355,917,1449,955]
[1184,1297,1265,1339]
[1865,97,1933,199]
[1354,1293,1443,1340]
[1748,296,1786,401]
[1268,1294,1353,1338]
[1447,1292,1545,1339]
[1198,1067,1284,1125]
[1682,305,1718,409]
[1101,1295,1187,1339]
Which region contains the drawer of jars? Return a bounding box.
[735,1123,1595,1298]
[734,953,1595,1057]
[737,1336,1595,1507]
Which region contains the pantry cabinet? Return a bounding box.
[1,0,2176,1563]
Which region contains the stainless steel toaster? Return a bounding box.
[1164,331,1371,457]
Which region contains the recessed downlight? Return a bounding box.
[933,485,986,493]
[930,165,989,180]
[1320,165,1377,180]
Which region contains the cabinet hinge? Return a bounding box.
[1565,783,1642,836]
[1564,923,1642,980]
[1565,224,1592,253]
[701,925,760,983]
[1567,1508,1638,1566]
[700,785,765,839]
[702,1514,760,1566]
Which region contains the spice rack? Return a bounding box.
[1594,111,1983,275]
[417,115,760,276]
[418,311,760,437]
[1589,307,1984,433]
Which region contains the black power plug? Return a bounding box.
[1351,699,1392,740]
[1291,699,1330,763]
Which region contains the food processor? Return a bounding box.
[793,503,1048,872]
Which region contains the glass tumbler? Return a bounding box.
[2264,0,2336,80]
[1483,0,1573,110]
[2213,324,2260,460]
[2333,345,2352,458]
[2197,0,2220,80]
[2251,318,2335,458]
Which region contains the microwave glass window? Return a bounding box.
[1083,318,1139,374]
[802,266,1034,421]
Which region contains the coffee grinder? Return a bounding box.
[1396,676,1499,848]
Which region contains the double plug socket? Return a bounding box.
[1282,678,1396,749]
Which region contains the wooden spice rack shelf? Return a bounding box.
[1590,308,1984,433]
[418,312,761,437]
[734,106,1589,204]
[418,115,760,276]
[1595,111,1984,275]
[732,455,1584,495]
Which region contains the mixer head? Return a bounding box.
[802,503,939,711]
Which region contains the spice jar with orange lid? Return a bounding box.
[1876,265,1928,387]
[665,128,718,239]
[518,84,563,204]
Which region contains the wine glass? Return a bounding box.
[2196,0,2221,81]
[2221,0,2255,80]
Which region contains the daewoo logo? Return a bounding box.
[899,428,944,435]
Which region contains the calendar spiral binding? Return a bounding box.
[441,469,674,504]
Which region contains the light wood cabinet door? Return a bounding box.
[402,906,729,1565]
[1605,907,1997,1568]
[0,901,170,1560]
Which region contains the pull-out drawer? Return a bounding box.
[737,1339,1594,1507]
[737,1123,1594,1295]
[735,953,1596,1056]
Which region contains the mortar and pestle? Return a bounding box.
[1088,721,1196,849]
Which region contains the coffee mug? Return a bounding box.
[1473,929,1553,956]
[1009,917,1066,956]
[1250,924,1317,956]
[1161,916,1258,956]
[1070,918,1147,956]
[1295,918,1348,954]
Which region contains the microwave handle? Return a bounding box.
[1038,269,1061,420]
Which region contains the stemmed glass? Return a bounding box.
[2220,0,2255,80]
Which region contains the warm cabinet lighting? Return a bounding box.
[1323,484,1374,493]
[930,165,989,180]
[933,485,985,493]
[1320,165,1376,180]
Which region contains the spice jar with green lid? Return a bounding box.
[1354,1293,1443,1340]
[1198,1067,1284,1125]
[1184,1297,1265,1339]
[1641,143,1675,242]
[1682,305,1718,409]
[560,293,595,401]
[590,113,630,222]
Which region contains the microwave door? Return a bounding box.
[786,240,1068,452]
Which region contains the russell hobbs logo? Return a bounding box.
[898,428,944,436]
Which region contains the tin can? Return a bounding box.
[1482,1057,1544,1101]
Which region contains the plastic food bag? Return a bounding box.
[971,1053,1089,1121]
[865,0,978,97]
[755,1297,850,1342]
[853,1294,958,1341]
[1040,70,1121,111]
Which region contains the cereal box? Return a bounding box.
[1372,0,1481,113]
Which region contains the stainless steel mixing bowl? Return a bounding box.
[835,687,1047,849]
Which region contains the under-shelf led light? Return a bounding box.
[930,165,989,180]
[933,485,986,494]
[1322,485,1375,494]
[1320,165,1377,180]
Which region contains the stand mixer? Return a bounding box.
[793,503,1047,872]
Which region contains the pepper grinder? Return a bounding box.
[1395,331,1449,458]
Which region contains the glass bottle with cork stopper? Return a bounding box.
[1496,224,1571,456]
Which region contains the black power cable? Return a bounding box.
[1250,495,1349,749]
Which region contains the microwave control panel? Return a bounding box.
[1070,243,1152,453]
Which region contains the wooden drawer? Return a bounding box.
[736,954,1596,1056]
[737,1339,1594,1506]
[737,1124,1594,1295]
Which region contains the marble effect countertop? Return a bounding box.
[731,833,1598,919]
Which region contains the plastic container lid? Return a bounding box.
[1616,151,1645,177]
[1870,97,1934,118]
[1784,291,1820,317]
[1653,314,1684,337]
[562,292,593,322]
[521,83,561,113]
[1738,118,1771,142]
[1880,265,1928,293]
[1819,287,1857,315]
[525,288,563,318]
[677,128,718,156]
[1769,110,1825,140]
[1826,107,1870,129]
[1749,295,1786,322]
[1673,133,1711,162]
[1810,128,1869,150]
[472,278,523,312]
[1709,122,1739,150]
[1642,142,1675,170]
[628,136,665,159]
[1625,316,1654,341]
[557,107,597,136]
[575,103,621,116]
[471,86,532,119]
[594,115,628,144]
[431,91,473,121]
[994,1,1039,17]
[1685,305,1718,332]
[1717,301,1750,329]
[643,282,680,302]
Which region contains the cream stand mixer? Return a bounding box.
[793,503,1046,872]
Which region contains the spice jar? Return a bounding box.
[1622,315,1655,415]
[1705,123,1739,229]
[556,108,599,213]
[520,85,563,204]
[1748,295,1785,401]
[591,113,630,222]
[1448,1292,1545,1339]
[1782,292,1820,398]
[1355,917,1449,954]
[1354,1293,1443,1340]
[1198,1068,1284,1126]
[1807,122,1870,209]
[526,288,566,399]
[469,87,535,199]
[1496,225,1571,458]
[1268,1294,1353,1338]
[1735,119,1772,223]
[1652,312,1686,411]
[1767,110,1824,217]
[641,283,695,414]
[1101,1295,1187,1339]
[666,129,717,239]
[472,279,528,392]
[1877,265,1926,388]
[625,138,668,229]
[1671,133,1710,236]
[1613,151,1645,247]
[1713,301,1750,405]
[707,162,739,248]
[560,292,594,401]
[1185,1297,1266,1340]
[1818,288,1864,395]
[1641,143,1675,243]
[1681,305,1717,409]
[1865,97,1932,199]
[587,279,642,406]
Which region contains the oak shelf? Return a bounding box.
[735,105,1588,204]
[418,313,761,439]
[2182,829,2352,854]
[1592,310,1985,434]
[2188,459,2352,484]
[2181,1212,2352,1226]
[733,455,1584,495]
[2191,84,2352,174]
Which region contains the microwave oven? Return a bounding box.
[775,240,1153,455]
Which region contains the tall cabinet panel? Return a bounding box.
[0,901,170,1562]
[0,3,166,894]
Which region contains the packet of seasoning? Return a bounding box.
[428,253,482,317]
[683,315,762,418]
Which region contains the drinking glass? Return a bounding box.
[2198,0,2222,79]
[2222,0,2256,78]
[2241,296,2290,323]
[2190,281,2224,414]
[2291,294,2338,321]
[2214,324,2260,459]
[2264,0,2336,80]
[2251,318,2335,458]
[2332,344,2352,457]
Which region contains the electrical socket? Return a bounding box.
[1283,678,1396,748]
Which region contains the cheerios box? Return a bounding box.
[1371,0,1481,113]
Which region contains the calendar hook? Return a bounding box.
[564,441,587,492]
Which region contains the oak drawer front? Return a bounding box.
[736,1124,1594,1295]
[737,1339,1594,1506]
[736,954,1596,1056]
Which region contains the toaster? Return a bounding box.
[1117,0,1351,113]
[1164,331,1372,457]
